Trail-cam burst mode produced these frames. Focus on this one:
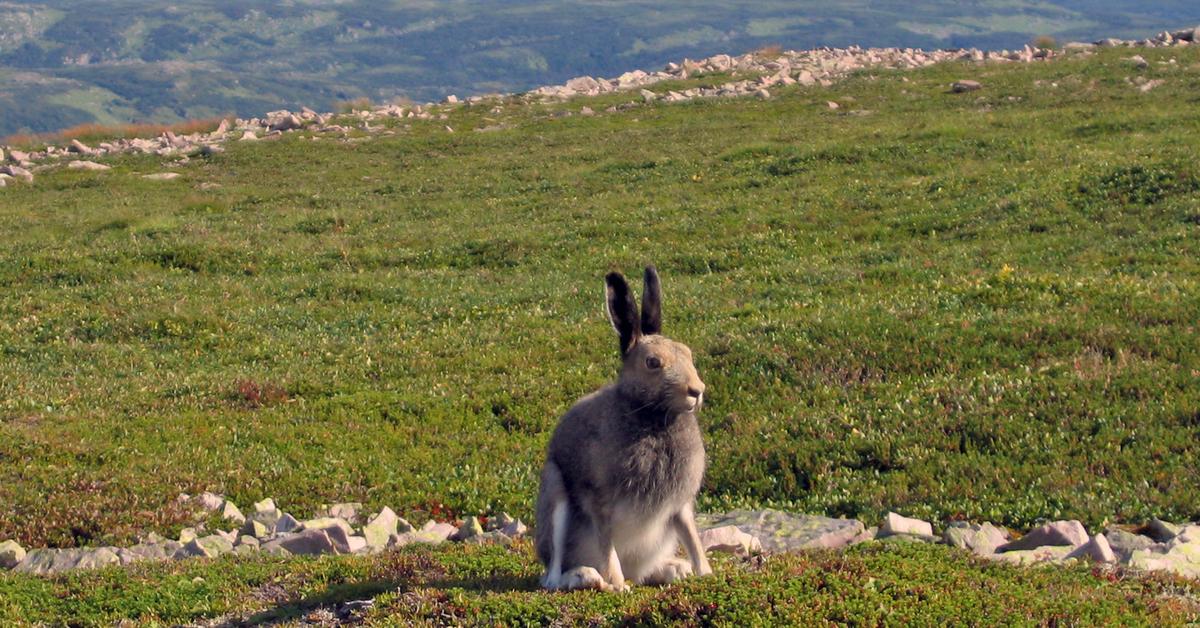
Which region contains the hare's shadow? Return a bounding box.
[242,571,541,625]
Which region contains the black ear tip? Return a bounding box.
[644,265,659,279]
[605,271,628,289]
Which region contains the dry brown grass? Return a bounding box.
[3,116,232,149]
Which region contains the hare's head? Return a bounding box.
[605,266,705,416]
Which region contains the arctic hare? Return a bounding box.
[535,265,711,592]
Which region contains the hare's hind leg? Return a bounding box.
[536,461,570,589]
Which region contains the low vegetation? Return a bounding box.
[1,46,1199,622]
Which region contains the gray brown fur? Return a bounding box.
[535,266,711,591]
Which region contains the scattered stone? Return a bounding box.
[269,114,303,132]
[16,548,121,575]
[68,160,110,171]
[1,165,33,183]
[699,525,762,556]
[951,80,982,93]
[580,106,595,116]
[1066,534,1117,563]
[445,94,459,104]
[486,513,516,532]
[695,510,864,552]
[347,536,369,553]
[880,512,934,538]
[999,520,1088,552]
[1142,518,1181,543]
[118,541,181,565]
[453,516,484,542]
[221,500,246,525]
[68,139,93,154]
[500,519,528,538]
[196,492,224,511]
[1127,55,1150,69]
[323,525,355,554]
[143,172,181,181]
[262,529,336,556]
[275,513,302,535]
[236,535,260,548]
[388,529,449,547]
[878,533,940,545]
[826,101,840,110]
[0,540,26,569]
[755,88,771,99]
[363,507,400,550]
[326,503,363,524]
[303,517,354,538]
[1104,527,1156,562]
[849,527,878,545]
[420,520,458,542]
[1137,79,1164,93]
[943,522,1009,556]
[239,131,259,142]
[174,535,234,559]
[179,528,198,544]
[990,545,1074,566]
[1129,532,1200,578]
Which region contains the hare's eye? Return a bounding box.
[646,356,662,369]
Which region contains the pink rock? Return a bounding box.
[699,525,762,556]
[1067,535,1116,563]
[881,512,933,537]
[1000,520,1088,552]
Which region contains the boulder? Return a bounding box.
[275,513,302,534]
[999,520,1088,552]
[236,535,260,548]
[16,548,120,575]
[262,529,336,556]
[239,131,259,142]
[1142,518,1181,543]
[221,500,246,525]
[8,150,28,163]
[943,522,1009,556]
[302,517,354,538]
[420,520,459,542]
[453,516,484,541]
[1129,533,1200,578]
[269,114,303,132]
[849,527,878,545]
[1066,535,1116,563]
[989,545,1073,566]
[143,173,181,181]
[695,510,864,552]
[68,139,93,154]
[68,160,110,171]
[1,165,33,183]
[951,80,982,93]
[1103,527,1156,563]
[179,528,198,544]
[173,535,234,559]
[0,540,26,568]
[196,492,224,511]
[388,530,449,547]
[243,519,270,540]
[117,541,180,565]
[362,507,400,550]
[880,512,934,538]
[699,525,762,556]
[500,519,528,538]
[322,525,354,554]
[325,503,363,524]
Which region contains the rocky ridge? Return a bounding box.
[3,25,1198,188]
[2,495,1198,582]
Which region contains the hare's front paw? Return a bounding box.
[641,558,693,586]
[561,566,608,591]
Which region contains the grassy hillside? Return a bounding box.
[1,46,1199,623]
[3,1,1200,135]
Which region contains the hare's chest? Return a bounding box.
[612,428,704,505]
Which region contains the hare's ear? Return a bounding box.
[606,271,641,355]
[640,265,662,336]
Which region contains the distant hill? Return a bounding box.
[1,0,1199,136]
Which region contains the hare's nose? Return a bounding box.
[687,385,704,399]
